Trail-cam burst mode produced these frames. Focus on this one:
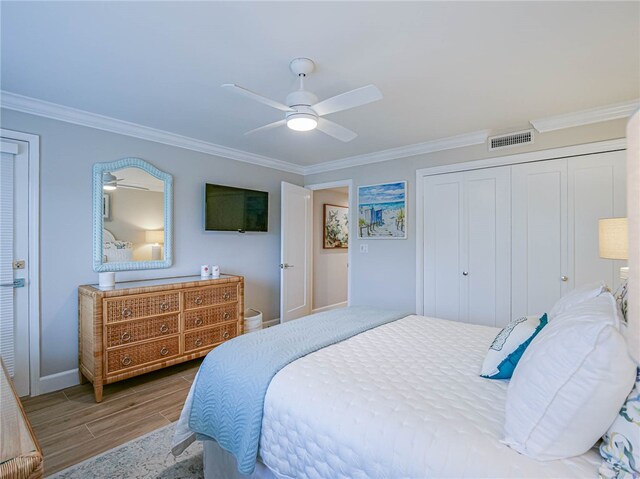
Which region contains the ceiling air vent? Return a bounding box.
[488,129,534,151]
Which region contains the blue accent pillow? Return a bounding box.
[480,313,548,380]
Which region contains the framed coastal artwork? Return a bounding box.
[357,181,407,239]
[323,204,349,249]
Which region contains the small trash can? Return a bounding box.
[244,309,263,333]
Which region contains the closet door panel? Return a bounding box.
[423,173,464,321]
[463,167,511,327]
[512,159,568,318]
[568,150,627,290]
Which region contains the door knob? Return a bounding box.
[462,271,469,276]
[280,263,294,269]
[561,275,569,282]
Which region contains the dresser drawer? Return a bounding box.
[106,336,180,374]
[183,284,238,310]
[184,323,237,353]
[105,314,179,348]
[104,292,180,323]
[184,304,238,330]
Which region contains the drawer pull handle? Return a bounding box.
[195,318,203,326]
[122,308,132,318]
[194,296,203,305]
[223,292,231,301]
[195,338,203,347]
[160,347,169,356]
[223,312,231,320]
[160,302,169,311]
[223,331,230,340]
[160,324,169,333]
[121,356,132,366]
[121,331,131,342]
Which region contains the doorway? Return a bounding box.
[279,180,353,322]
[0,129,40,397]
[310,185,349,313]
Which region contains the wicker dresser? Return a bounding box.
[78,274,244,402]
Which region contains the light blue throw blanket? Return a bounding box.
[188,306,407,474]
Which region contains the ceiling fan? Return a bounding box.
[102,172,149,191]
[222,58,383,142]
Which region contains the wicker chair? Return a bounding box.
[0,360,43,479]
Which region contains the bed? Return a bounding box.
[102,228,133,263]
[173,310,604,478]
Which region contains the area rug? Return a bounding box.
[49,423,203,479]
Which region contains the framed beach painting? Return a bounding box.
[358,181,407,239]
[323,204,349,248]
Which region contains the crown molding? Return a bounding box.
[2,91,635,177]
[530,99,639,133]
[0,91,306,175]
[303,129,490,175]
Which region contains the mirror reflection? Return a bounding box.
[101,167,165,263]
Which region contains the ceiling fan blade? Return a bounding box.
[316,118,358,142]
[118,184,150,191]
[244,119,287,136]
[312,85,382,117]
[222,84,294,113]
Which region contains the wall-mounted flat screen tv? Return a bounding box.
[205,184,268,232]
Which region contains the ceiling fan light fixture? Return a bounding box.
[103,172,118,190]
[287,113,318,132]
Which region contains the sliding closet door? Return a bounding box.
[568,150,627,290]
[423,172,464,321]
[511,159,568,318]
[462,167,511,327]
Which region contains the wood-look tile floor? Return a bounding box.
[20,359,203,477]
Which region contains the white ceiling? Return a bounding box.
[1,2,638,167]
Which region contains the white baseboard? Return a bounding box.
[38,368,80,395]
[262,318,280,328]
[312,301,348,314]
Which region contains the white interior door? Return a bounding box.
[280,182,313,322]
[462,167,511,327]
[423,172,464,321]
[511,158,568,318]
[568,150,627,290]
[0,139,30,396]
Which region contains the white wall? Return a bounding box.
[313,187,348,310]
[305,120,628,313]
[1,108,303,377]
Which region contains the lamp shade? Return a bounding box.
[145,230,164,244]
[598,218,628,260]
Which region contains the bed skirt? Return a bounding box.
[203,440,276,479]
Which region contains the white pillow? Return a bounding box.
[599,367,640,478]
[480,314,547,379]
[548,280,607,319]
[503,293,636,460]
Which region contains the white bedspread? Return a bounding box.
[258,315,601,478]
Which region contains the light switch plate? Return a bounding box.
[359,244,368,253]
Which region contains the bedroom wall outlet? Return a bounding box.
[359,244,368,253]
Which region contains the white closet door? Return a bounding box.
[511,159,568,318]
[423,172,464,321]
[462,167,511,327]
[568,150,627,290]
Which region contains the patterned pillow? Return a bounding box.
[600,368,640,478]
[480,314,547,379]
